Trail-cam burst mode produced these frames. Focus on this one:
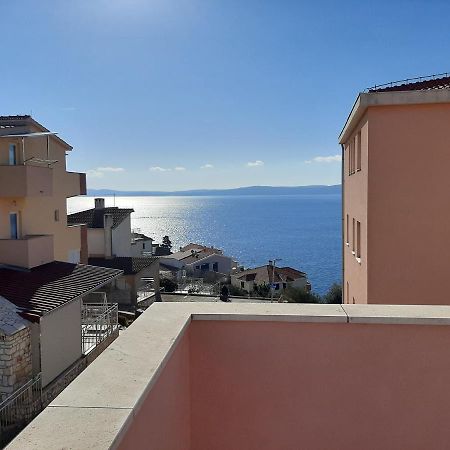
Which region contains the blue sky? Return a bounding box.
[1,0,449,190]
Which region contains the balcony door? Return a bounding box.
[8,144,17,165]
[9,213,19,239]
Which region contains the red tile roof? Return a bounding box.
[235,265,306,283]
[0,262,122,316]
[369,74,450,93]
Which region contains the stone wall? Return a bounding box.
[0,328,32,401]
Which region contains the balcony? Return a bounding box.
[0,235,54,268]
[66,172,87,197]
[0,165,52,197]
[7,302,450,449]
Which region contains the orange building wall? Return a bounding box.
[367,103,450,304]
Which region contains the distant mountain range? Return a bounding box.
[87,185,341,197]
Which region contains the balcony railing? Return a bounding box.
[0,235,54,268]
[0,165,52,197]
[0,373,42,448]
[81,301,119,355]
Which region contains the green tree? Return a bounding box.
[161,235,172,251]
[284,286,321,304]
[322,283,342,304]
[160,278,178,293]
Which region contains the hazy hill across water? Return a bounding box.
[88,185,341,197]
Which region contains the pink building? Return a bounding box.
[340,74,450,304]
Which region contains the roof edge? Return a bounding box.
[339,89,450,144]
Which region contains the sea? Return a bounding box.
[67,194,342,295]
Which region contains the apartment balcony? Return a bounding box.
[0,235,54,269]
[66,171,87,198]
[0,165,53,197]
[7,303,450,450]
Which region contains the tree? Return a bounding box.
[322,283,342,304]
[227,284,248,296]
[284,286,321,304]
[253,284,271,298]
[161,235,172,251]
[160,278,178,293]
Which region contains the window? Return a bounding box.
[352,218,355,253]
[143,243,146,250]
[9,213,18,239]
[9,144,17,166]
[348,137,356,175]
[200,263,210,271]
[356,130,362,171]
[54,209,60,222]
[283,283,287,289]
[348,143,352,176]
[241,282,245,289]
[346,214,349,245]
[356,221,361,260]
[213,262,219,272]
[275,283,280,291]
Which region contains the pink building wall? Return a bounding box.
[367,103,450,304]
[343,99,450,305]
[343,113,369,304]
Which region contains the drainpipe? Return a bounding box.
[341,143,345,303]
[104,214,114,259]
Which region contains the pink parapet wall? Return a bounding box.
[117,330,191,450]
[117,319,450,450]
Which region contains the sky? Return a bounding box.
[0,0,449,190]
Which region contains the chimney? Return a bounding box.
[95,198,105,209]
[104,213,113,259]
[268,260,273,267]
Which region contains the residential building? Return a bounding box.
[0,115,87,265]
[0,116,123,440]
[340,74,450,304]
[0,262,121,389]
[87,257,160,310]
[9,303,450,450]
[231,264,310,293]
[68,198,134,258]
[160,243,236,278]
[131,231,154,257]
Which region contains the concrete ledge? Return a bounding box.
[8,302,450,450]
[342,303,450,325]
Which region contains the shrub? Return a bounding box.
[160,278,178,293]
[322,283,342,304]
[284,286,321,304]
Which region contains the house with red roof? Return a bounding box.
[231,263,310,294]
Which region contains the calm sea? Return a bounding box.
[68,195,342,295]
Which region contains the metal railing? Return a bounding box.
[81,303,118,355]
[0,373,42,446]
[366,72,450,92]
